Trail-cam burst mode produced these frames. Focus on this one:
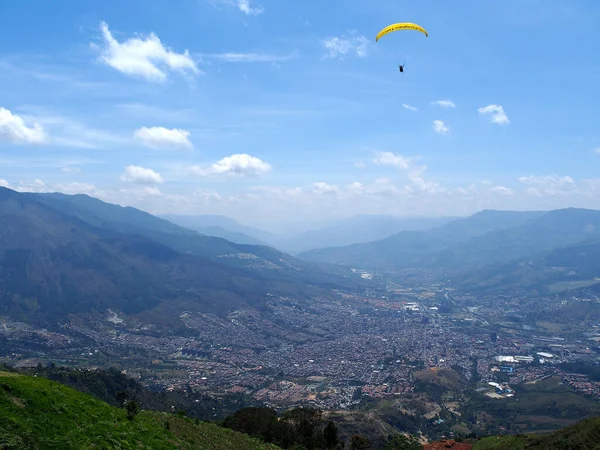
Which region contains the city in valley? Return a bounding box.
[3,268,600,425]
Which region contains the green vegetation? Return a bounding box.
[547,279,600,294]
[473,416,600,450]
[24,364,259,421]
[463,377,600,435]
[382,434,422,450]
[221,406,344,449]
[0,371,280,449]
[3,368,600,450]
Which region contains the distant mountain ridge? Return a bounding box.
[159,205,600,295]
[297,209,547,268]
[160,214,274,246]
[273,214,460,254]
[457,236,600,293]
[298,207,600,293]
[163,213,460,254]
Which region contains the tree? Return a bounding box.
[349,435,372,450]
[382,434,421,450]
[324,421,340,449]
[222,407,282,446]
[115,390,128,408]
[125,400,140,421]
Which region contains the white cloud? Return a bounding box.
[433,120,450,135]
[478,104,509,125]
[518,174,575,186]
[121,165,164,185]
[236,0,263,15]
[373,151,410,169]
[119,186,162,198]
[312,182,339,195]
[322,32,369,59]
[353,161,366,168]
[0,107,47,144]
[93,21,199,83]
[0,179,9,188]
[18,108,126,149]
[595,148,600,154]
[402,104,418,111]
[490,185,514,196]
[207,0,263,15]
[518,174,576,197]
[1,178,105,197]
[192,189,222,202]
[432,100,455,108]
[208,52,293,63]
[407,165,444,194]
[133,126,193,150]
[363,178,403,196]
[55,182,99,195]
[189,154,272,177]
[61,166,82,173]
[10,172,600,225]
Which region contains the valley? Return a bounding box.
[2,187,600,443]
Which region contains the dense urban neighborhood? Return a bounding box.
[3,275,600,419]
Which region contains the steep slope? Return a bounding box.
[21,188,355,288]
[0,188,290,324]
[0,370,280,450]
[457,237,600,292]
[33,190,346,287]
[473,416,600,450]
[434,207,600,269]
[298,209,545,268]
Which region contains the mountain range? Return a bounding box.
[162,213,458,254]
[297,207,600,293]
[160,214,275,247]
[0,187,354,326]
[4,185,600,326]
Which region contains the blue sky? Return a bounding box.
[0,0,599,227]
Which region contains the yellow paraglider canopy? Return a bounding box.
[375,22,428,42]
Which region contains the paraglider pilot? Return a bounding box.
[398,65,404,73]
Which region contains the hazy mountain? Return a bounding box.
[297,209,546,268]
[456,236,600,292]
[271,214,459,254]
[160,214,275,246]
[431,207,600,270]
[0,187,353,325]
[191,225,267,246]
[160,213,459,254]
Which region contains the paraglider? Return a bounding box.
[376,22,428,73]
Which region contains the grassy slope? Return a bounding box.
[0,371,280,450]
[463,377,600,434]
[473,416,600,450]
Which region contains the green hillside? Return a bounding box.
[473,416,600,450]
[0,371,280,450]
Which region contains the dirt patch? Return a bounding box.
[10,396,25,408]
[0,371,21,378]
